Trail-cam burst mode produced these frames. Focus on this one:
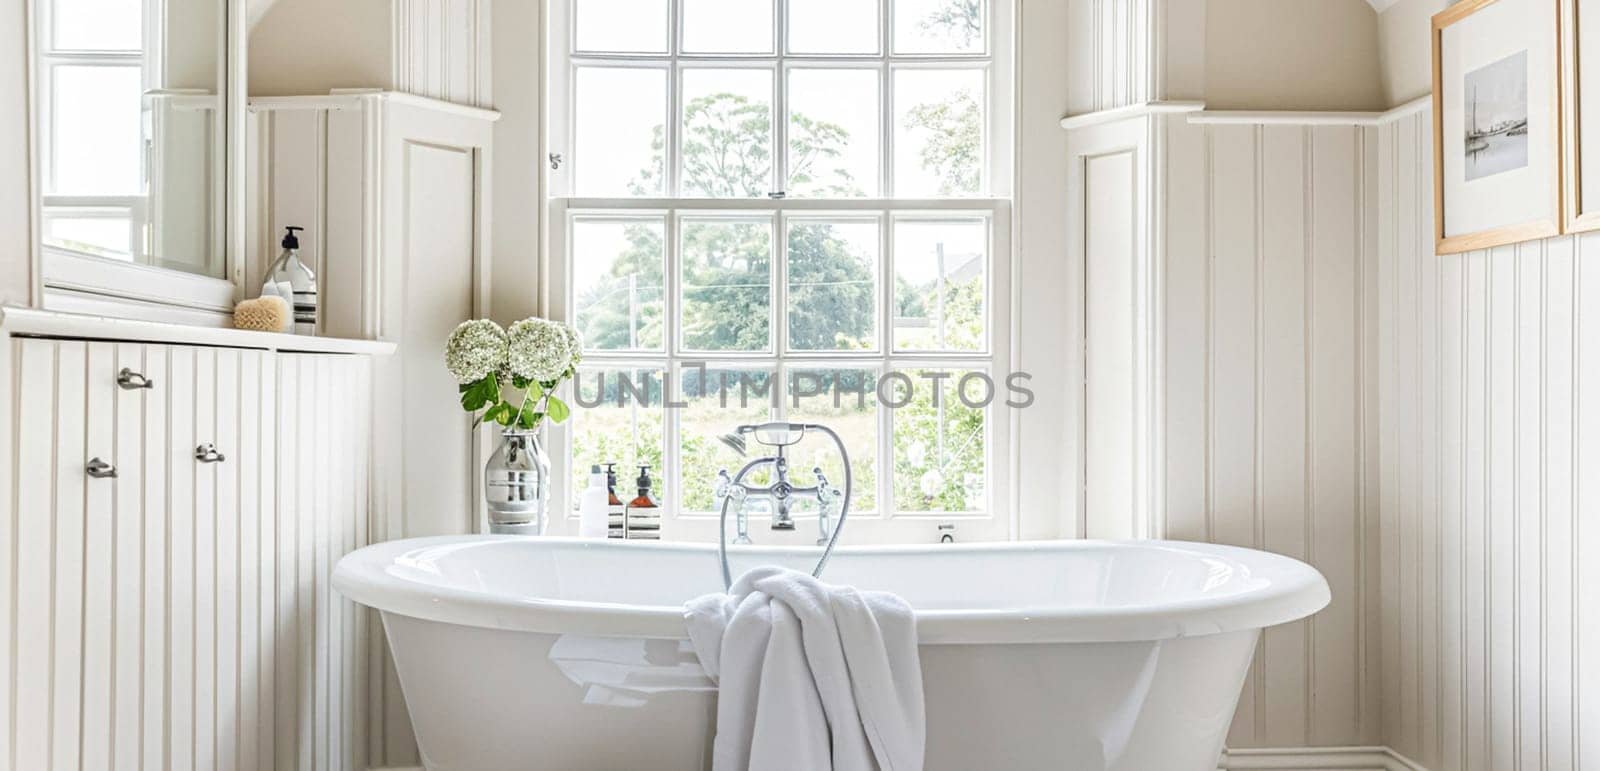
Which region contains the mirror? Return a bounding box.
[33,0,227,280]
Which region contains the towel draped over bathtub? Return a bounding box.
[684,566,926,771]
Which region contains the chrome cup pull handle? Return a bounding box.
[86,457,118,479]
[194,444,226,463]
[116,368,155,390]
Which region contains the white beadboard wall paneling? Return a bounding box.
[1067,0,1155,115]
[3,339,371,770]
[392,0,491,108]
[1159,114,1377,749]
[1374,105,1599,771]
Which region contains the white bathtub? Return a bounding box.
[334,536,1329,771]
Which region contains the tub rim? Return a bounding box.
[333,535,1330,645]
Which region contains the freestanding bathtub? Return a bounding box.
[333,536,1329,771]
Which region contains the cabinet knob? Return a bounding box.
[194,444,226,463]
[86,457,118,479]
[116,368,155,390]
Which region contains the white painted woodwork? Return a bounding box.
[1084,150,1140,538]
[1374,106,1599,771]
[392,0,491,109]
[1154,116,1379,750]
[0,336,372,771]
[248,89,495,769]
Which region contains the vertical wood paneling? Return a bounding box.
[142,344,170,771]
[1376,106,1600,771]
[169,346,196,771]
[83,343,115,771]
[1162,115,1210,542]
[1309,125,1362,745]
[392,0,491,107]
[1258,124,1310,747]
[14,340,56,771]
[1162,120,1377,750]
[112,342,144,771]
[1209,123,1262,747]
[5,343,370,771]
[216,349,241,771]
[195,348,218,771]
[51,341,85,771]
[1578,233,1600,771]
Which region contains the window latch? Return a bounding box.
[549,153,564,171]
[767,191,786,200]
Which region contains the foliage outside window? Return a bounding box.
[558,0,1003,534]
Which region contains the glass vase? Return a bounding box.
[484,429,549,535]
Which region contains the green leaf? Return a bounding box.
[512,374,532,390]
[544,395,571,423]
[459,374,499,412]
[525,380,544,401]
[517,401,542,430]
[483,400,514,427]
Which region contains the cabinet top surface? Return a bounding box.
[0,306,397,356]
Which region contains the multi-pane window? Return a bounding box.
[35,0,147,262]
[549,0,1012,542]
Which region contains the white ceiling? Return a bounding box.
[1365,0,1402,11]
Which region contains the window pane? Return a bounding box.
[683,0,774,54]
[892,68,985,197]
[572,217,666,351]
[52,0,141,50]
[574,0,668,52]
[893,218,986,351]
[788,368,878,514]
[680,68,774,198]
[569,367,666,510]
[681,217,773,351]
[893,0,985,54]
[787,69,879,197]
[575,67,667,196]
[678,366,776,513]
[788,0,879,54]
[44,213,132,258]
[51,65,143,195]
[891,368,987,513]
[787,219,878,351]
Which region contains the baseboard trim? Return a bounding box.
[1218,746,1427,771]
[373,747,1427,771]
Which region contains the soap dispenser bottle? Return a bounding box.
[624,465,660,540]
[260,225,318,335]
[603,462,626,539]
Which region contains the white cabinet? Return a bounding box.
[1,334,373,771]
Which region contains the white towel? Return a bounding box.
[685,566,926,771]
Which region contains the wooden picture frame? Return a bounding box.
[1432,0,1563,254]
[1562,0,1600,231]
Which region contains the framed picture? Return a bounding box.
[1563,0,1600,231]
[1432,0,1562,254]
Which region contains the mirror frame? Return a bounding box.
[27,0,246,325]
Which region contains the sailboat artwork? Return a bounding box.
[1463,49,1530,181]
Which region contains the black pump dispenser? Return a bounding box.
[281,225,303,250]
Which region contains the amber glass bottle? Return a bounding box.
[624,465,661,540]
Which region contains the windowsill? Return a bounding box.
[0,306,396,356]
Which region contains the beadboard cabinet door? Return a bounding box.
[3,338,371,771]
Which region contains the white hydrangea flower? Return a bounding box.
[507,317,575,383]
[560,324,584,370]
[444,319,508,384]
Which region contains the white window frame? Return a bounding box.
[545,0,1016,544]
[29,0,241,322]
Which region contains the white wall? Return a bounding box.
[1373,106,1600,771]
[1376,0,1449,106]
[247,0,392,96]
[1205,0,1386,111]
